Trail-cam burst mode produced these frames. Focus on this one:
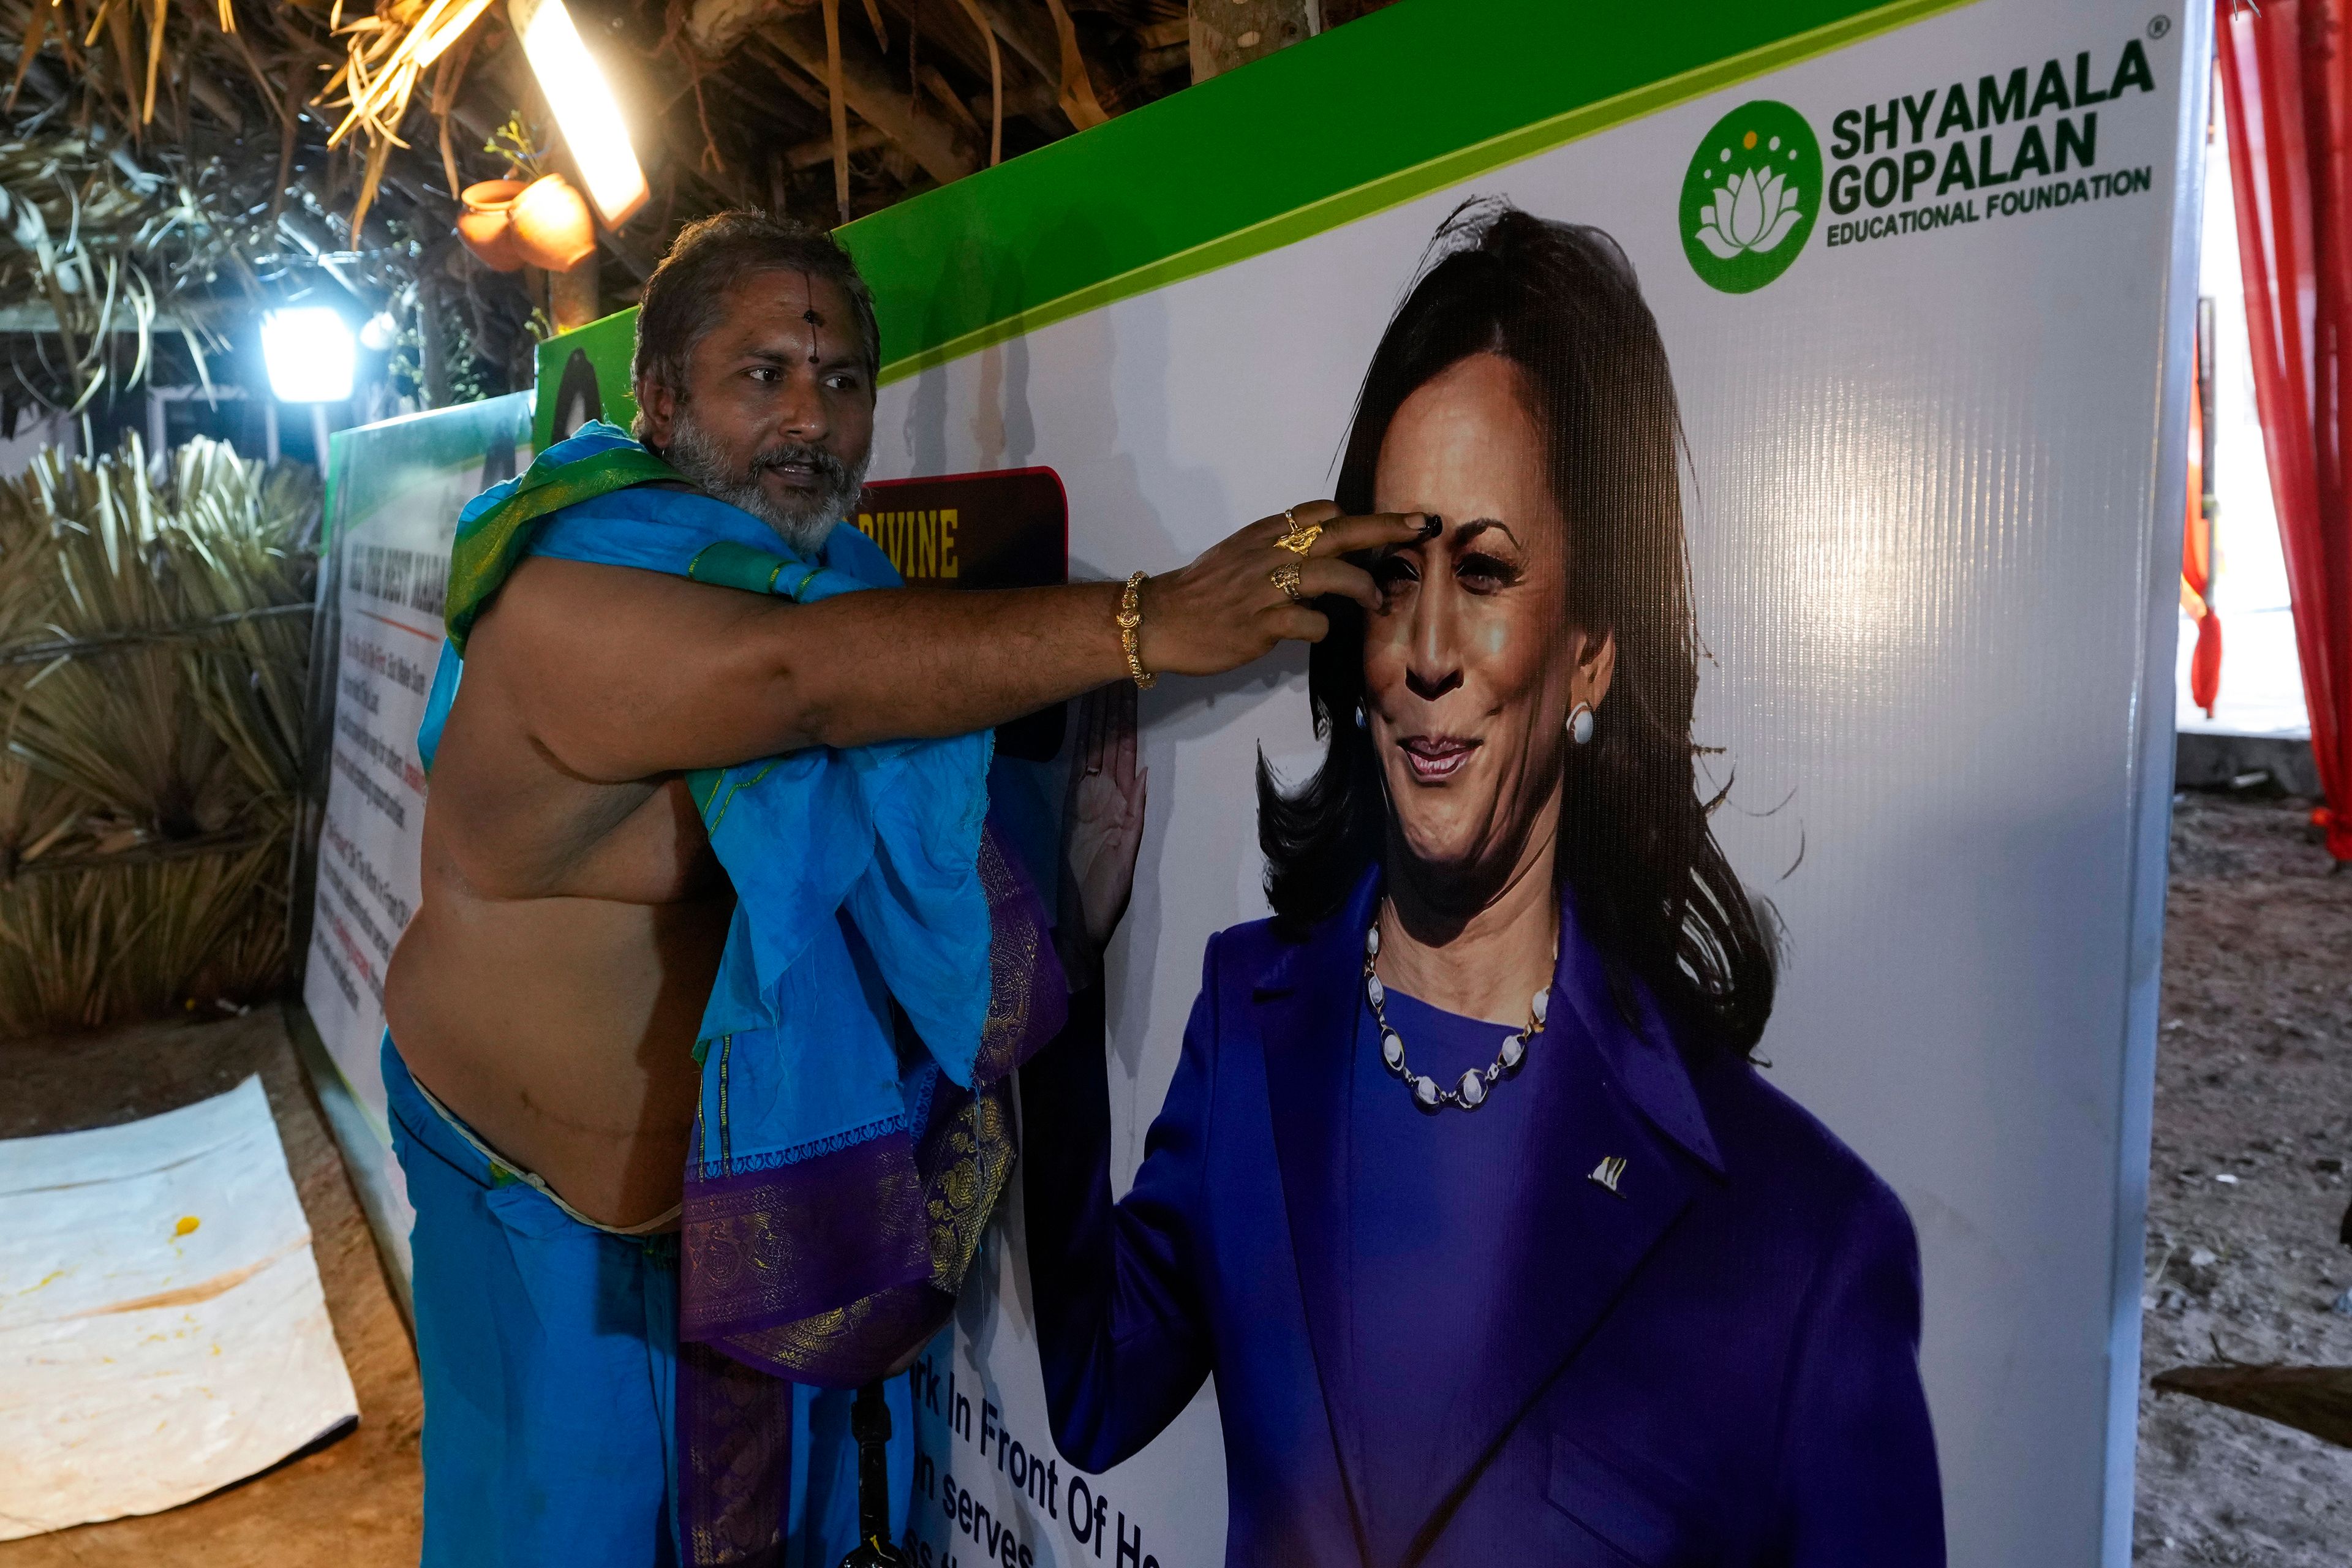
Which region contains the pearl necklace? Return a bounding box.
[1362,922,1549,1112]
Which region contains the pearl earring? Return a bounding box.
[1567,701,1594,745]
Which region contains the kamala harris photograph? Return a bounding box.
[1017,199,1945,1567]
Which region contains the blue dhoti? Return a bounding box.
[399,424,1055,1563]
[383,1034,908,1567]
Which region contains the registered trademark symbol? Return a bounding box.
[2148,14,2172,39]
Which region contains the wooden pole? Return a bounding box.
[417,274,452,408]
[551,254,601,333]
[821,0,850,225]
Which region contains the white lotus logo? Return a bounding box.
[1697,167,1804,259]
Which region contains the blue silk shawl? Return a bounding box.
[423,424,1065,1393]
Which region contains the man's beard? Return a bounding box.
[662,410,869,558]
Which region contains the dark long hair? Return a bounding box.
[1257,200,1777,1054]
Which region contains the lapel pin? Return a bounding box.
[1587,1155,1627,1196]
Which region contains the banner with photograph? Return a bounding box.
[533,0,2203,1561]
[295,393,534,1284]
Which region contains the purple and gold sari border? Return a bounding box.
[710,1286,952,1390]
[972,822,1068,1086]
[681,1131,930,1342]
[677,1339,792,1567]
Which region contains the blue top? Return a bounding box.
[1019,869,1945,1566]
[1348,986,1553,1550]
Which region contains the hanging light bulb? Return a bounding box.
[260,308,356,403]
[508,0,649,228]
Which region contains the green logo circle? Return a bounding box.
[1681,100,1822,294]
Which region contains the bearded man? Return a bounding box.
[378,211,1415,1568]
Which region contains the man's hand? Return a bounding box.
[1137,502,1428,677]
[464,502,1431,786]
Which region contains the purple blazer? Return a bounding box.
[1020,872,1945,1567]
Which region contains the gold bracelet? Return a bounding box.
[1115,570,1157,690]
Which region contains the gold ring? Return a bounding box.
[1273,509,1324,555]
[1270,561,1305,601]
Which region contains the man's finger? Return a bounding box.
[1300,558,1378,612]
[1263,499,1342,539]
[1307,511,1430,557]
[1265,605,1331,643]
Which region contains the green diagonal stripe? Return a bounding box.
[538,0,1975,417]
[852,0,1973,384]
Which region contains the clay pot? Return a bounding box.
[456,178,528,273]
[508,175,597,272]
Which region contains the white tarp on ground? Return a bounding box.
[0,1076,358,1540]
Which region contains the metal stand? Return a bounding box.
[834,1381,908,1567]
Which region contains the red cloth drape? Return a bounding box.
[2217,0,2352,859]
[2180,349,2222,717]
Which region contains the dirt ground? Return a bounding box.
[0,1008,423,1568]
[2135,791,2352,1562]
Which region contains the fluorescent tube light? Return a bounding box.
[508,0,649,228]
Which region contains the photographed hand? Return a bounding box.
[1134,502,1430,678]
[1056,682,1148,992]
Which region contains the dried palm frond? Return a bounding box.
[312,0,497,236]
[0,432,315,1036]
[0,0,1292,423]
[0,131,276,412]
[0,835,288,1034]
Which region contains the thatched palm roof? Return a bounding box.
[0,0,1392,415]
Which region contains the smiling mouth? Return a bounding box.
[764,461,823,489]
[1396,734,1478,783]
